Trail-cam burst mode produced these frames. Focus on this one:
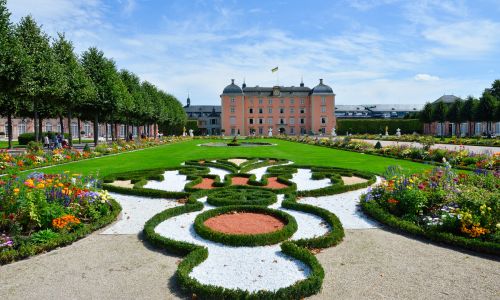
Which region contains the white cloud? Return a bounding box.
[414,74,439,81]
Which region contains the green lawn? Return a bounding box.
[31,138,433,177]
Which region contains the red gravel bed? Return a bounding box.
[231,177,250,186]
[264,177,288,189]
[204,212,285,234]
[194,178,215,189]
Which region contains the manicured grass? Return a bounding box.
[30,138,434,177]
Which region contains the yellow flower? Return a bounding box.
[36,183,45,189]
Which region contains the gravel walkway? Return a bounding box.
[1,228,498,299]
[355,139,499,155]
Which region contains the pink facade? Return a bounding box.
[221,79,336,136]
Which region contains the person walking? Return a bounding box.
[43,135,50,149]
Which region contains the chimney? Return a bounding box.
[319,79,323,85]
[231,79,235,84]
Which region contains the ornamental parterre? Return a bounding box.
[103,157,377,298]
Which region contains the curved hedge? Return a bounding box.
[194,206,297,246]
[361,199,500,256]
[207,188,277,206]
[0,198,121,264]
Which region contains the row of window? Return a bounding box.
[229,106,329,114]
[229,117,329,126]
[229,127,329,135]
[230,97,328,105]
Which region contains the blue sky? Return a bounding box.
[7,0,500,106]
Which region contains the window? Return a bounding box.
[300,118,305,124]
[280,118,285,125]
[230,106,235,113]
[258,98,263,104]
[18,121,27,134]
[290,127,295,134]
[4,123,9,134]
[321,96,326,105]
[231,98,235,103]
[258,127,263,134]
[268,107,273,114]
[290,118,295,125]
[258,108,263,114]
[300,98,305,105]
[279,108,284,114]
[300,127,306,134]
[119,125,125,137]
[57,123,62,134]
[45,122,53,132]
[249,118,254,125]
[290,107,295,114]
[321,127,326,134]
[84,122,91,136]
[231,128,236,135]
[230,117,236,125]
[300,108,306,114]
[268,98,273,105]
[290,98,295,105]
[72,122,78,137]
[249,108,254,114]
[321,106,326,113]
[280,99,284,104]
[211,119,217,125]
[321,117,327,124]
[259,118,264,124]
[267,118,273,125]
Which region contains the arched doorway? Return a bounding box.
[279,127,285,135]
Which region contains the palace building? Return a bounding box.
[220,79,336,136]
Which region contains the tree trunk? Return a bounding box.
[125,122,130,141]
[34,105,39,142]
[7,114,13,149]
[93,115,99,146]
[59,116,64,136]
[78,118,82,144]
[67,110,73,146]
[154,123,158,139]
[106,124,109,142]
[38,117,43,138]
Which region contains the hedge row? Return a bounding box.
[206,188,277,206]
[194,205,298,246]
[361,199,500,256]
[337,119,422,135]
[143,194,327,299]
[0,198,121,264]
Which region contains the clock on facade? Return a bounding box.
[273,88,280,96]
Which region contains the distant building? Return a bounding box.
[424,94,500,136]
[335,104,422,118]
[183,95,221,135]
[220,79,336,136]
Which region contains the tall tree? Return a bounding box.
[0,0,26,148]
[461,96,478,137]
[478,91,497,136]
[447,99,464,137]
[52,33,96,146]
[419,102,433,134]
[15,15,65,141]
[432,101,448,136]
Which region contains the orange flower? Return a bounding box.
[52,215,81,230]
[387,198,399,204]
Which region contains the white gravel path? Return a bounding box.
[101,193,181,235]
[299,177,382,229]
[291,168,331,191]
[143,170,188,192]
[154,195,326,292]
[208,167,231,180]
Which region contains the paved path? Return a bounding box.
[355,139,499,155]
[1,226,498,299]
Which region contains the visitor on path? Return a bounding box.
[128,133,133,141]
[43,135,50,149]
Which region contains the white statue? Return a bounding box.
[396,128,401,137]
[385,126,389,137]
[331,127,337,137]
[189,129,194,137]
[268,127,273,137]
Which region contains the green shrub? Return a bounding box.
[28,229,59,244]
[207,188,277,206]
[374,141,382,149]
[337,119,422,135]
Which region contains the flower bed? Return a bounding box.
[266,135,499,171]
[0,171,121,264]
[351,133,500,147]
[0,136,191,175]
[362,164,500,255]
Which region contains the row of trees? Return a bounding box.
[419,80,500,136]
[0,0,186,148]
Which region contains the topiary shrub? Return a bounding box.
[374,141,382,149]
